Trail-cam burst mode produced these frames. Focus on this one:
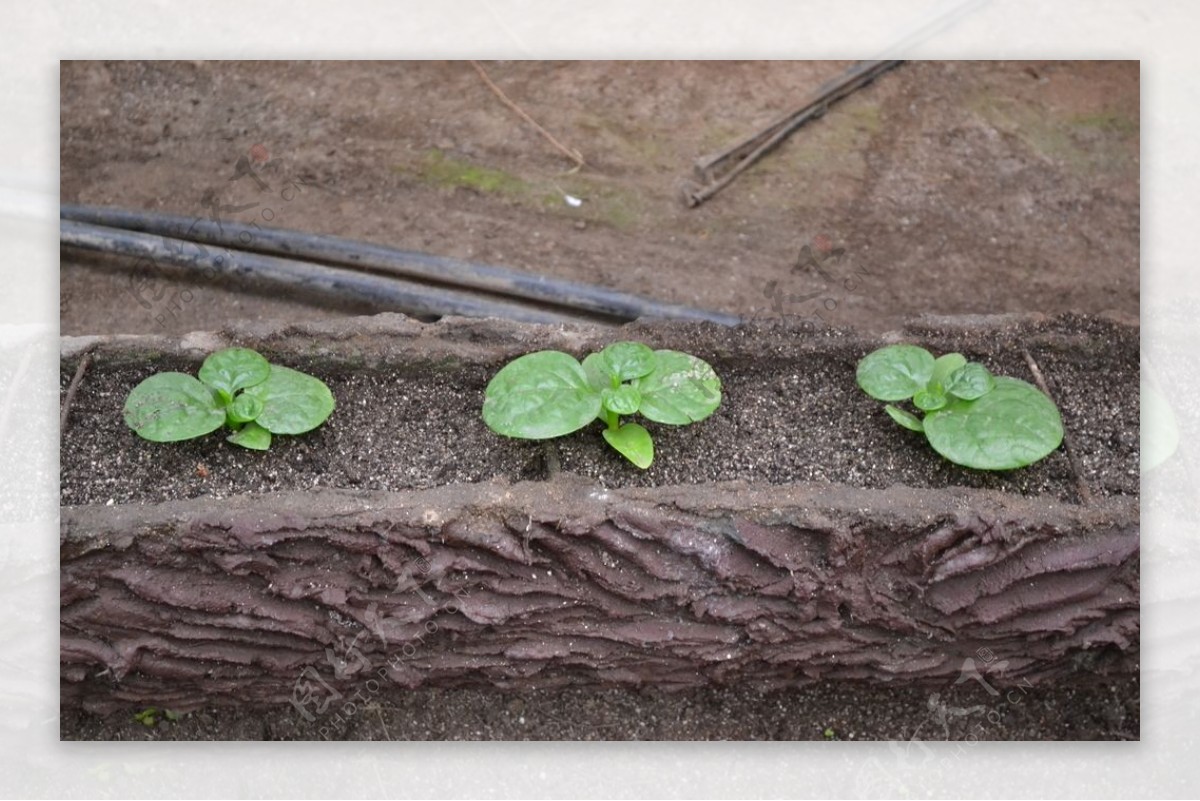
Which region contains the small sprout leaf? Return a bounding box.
[581,352,612,393]
[931,352,967,386]
[945,362,996,401]
[483,350,602,439]
[885,404,924,432]
[856,345,936,401]
[602,422,654,469]
[923,377,1063,470]
[600,341,657,382]
[123,372,226,442]
[227,421,272,450]
[226,393,264,425]
[198,347,271,399]
[601,384,642,416]
[243,365,336,435]
[635,350,722,425]
[913,388,947,412]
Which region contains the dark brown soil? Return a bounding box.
[59,314,1137,508]
[60,677,1139,741]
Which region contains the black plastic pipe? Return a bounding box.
[60,220,587,325]
[60,204,743,327]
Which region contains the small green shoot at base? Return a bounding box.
[133,707,181,727]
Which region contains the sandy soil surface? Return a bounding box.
[58,60,1140,740]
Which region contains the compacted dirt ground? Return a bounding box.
[60,60,1138,335]
[58,60,1139,740]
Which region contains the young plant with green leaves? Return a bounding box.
[856,344,1063,470]
[123,347,335,451]
[133,707,181,727]
[482,342,721,469]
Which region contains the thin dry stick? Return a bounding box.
[60,351,93,435]
[1023,348,1093,505]
[684,60,902,207]
[374,706,393,741]
[470,61,585,172]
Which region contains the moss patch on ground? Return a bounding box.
[411,149,532,196]
[970,94,1138,175]
[401,149,646,231]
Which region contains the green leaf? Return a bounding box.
[582,352,612,393]
[856,345,936,401]
[923,377,1064,470]
[634,350,722,425]
[227,421,272,450]
[931,352,967,387]
[885,404,924,432]
[243,365,336,435]
[226,393,264,425]
[600,342,657,382]
[123,372,226,442]
[601,384,642,416]
[1141,380,1179,471]
[198,347,271,401]
[945,362,996,401]
[913,388,947,411]
[602,422,654,469]
[482,350,602,439]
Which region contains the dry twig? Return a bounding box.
[469,61,585,172]
[684,60,902,207]
[60,351,93,435]
[1024,348,1093,504]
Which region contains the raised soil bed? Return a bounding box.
[60,313,1139,713]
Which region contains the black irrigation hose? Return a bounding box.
[60,204,744,327]
[60,220,586,326]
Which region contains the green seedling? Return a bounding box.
[123,347,335,451]
[482,341,722,469]
[133,707,181,727]
[856,344,1063,470]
